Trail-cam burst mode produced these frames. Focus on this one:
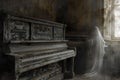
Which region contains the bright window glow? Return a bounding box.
[114,16,120,37]
[115,0,120,5]
[114,1,120,37]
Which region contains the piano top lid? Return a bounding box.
[10,40,68,44]
[8,43,68,53]
[0,12,66,28]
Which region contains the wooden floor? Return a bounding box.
[65,75,120,80]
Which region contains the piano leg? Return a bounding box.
[63,57,75,79]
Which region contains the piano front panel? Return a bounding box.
[54,27,64,40]
[31,23,52,40]
[4,16,65,42]
[6,20,29,41]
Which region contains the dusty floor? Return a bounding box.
[66,74,120,80]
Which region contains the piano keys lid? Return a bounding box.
[9,43,68,54]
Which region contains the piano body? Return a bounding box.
[0,13,76,80]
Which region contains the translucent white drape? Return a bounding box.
[84,27,105,77]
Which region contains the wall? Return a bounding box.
[58,0,104,35]
[0,0,64,21]
[0,0,104,34]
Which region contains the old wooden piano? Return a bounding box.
[0,12,76,80]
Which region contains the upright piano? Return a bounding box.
[0,12,76,80]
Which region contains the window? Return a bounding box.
[114,0,120,38]
[104,0,120,40]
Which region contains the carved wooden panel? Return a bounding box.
[54,27,63,40]
[3,15,65,42]
[31,23,52,40]
[7,20,29,41]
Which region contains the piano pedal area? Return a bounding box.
[19,63,63,80]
